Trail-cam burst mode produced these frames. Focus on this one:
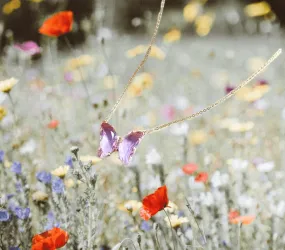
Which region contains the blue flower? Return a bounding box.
[6,194,14,200]
[178,210,185,217]
[0,150,4,163]
[52,178,65,194]
[15,182,23,192]
[140,221,151,232]
[14,207,30,220]
[36,171,52,184]
[45,211,60,230]
[65,155,73,168]
[0,209,10,221]
[9,247,20,250]
[11,162,22,175]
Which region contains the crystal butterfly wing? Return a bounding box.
[98,122,120,158]
[118,131,145,165]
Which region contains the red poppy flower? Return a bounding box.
[230,215,255,225]
[195,172,208,183]
[32,227,69,250]
[228,209,239,220]
[39,11,73,37]
[182,163,198,175]
[140,185,169,220]
[48,120,59,129]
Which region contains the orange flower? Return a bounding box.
[195,172,208,183]
[39,11,73,37]
[48,120,59,129]
[140,185,169,221]
[32,227,69,250]
[182,163,198,175]
[228,209,240,220]
[230,215,255,225]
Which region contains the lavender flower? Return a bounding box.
[140,221,151,232]
[0,150,4,163]
[0,210,10,221]
[14,207,30,220]
[36,171,52,184]
[45,211,60,230]
[65,155,73,168]
[52,177,65,194]
[15,182,22,192]
[11,162,22,175]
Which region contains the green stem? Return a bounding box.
[164,209,176,250]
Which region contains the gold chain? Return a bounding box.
[144,49,282,135]
[105,0,166,122]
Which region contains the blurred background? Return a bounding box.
[0,0,284,51]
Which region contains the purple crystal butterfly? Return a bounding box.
[98,122,145,165]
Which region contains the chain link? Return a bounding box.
[144,49,282,134]
[105,0,166,122]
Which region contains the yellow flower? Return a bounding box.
[0,106,7,121]
[4,160,11,168]
[32,191,48,201]
[104,75,118,89]
[164,214,189,228]
[3,0,21,15]
[51,165,69,178]
[228,121,255,133]
[118,200,142,213]
[244,1,271,17]
[0,78,18,93]
[149,45,166,60]
[195,13,215,37]
[163,29,181,43]
[126,45,165,60]
[80,155,101,165]
[29,0,43,2]
[64,178,75,188]
[65,54,94,71]
[189,130,208,145]
[165,201,178,214]
[235,84,270,102]
[183,2,201,23]
[127,72,154,97]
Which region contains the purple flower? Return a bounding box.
[0,209,10,221]
[6,194,14,200]
[9,247,20,250]
[225,85,235,94]
[14,207,30,220]
[65,155,73,168]
[14,41,41,56]
[64,72,73,82]
[178,210,185,217]
[0,150,4,163]
[45,211,60,230]
[256,79,268,86]
[140,221,151,232]
[11,162,22,175]
[36,171,52,184]
[52,178,65,194]
[15,182,23,192]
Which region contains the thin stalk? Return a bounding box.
[87,201,93,249]
[155,227,162,250]
[64,36,91,103]
[185,198,207,245]
[8,92,17,126]
[164,209,176,250]
[119,238,138,250]
[237,223,242,250]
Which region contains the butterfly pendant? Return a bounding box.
[98,122,145,165]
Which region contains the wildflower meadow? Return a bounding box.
[0,0,285,249]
